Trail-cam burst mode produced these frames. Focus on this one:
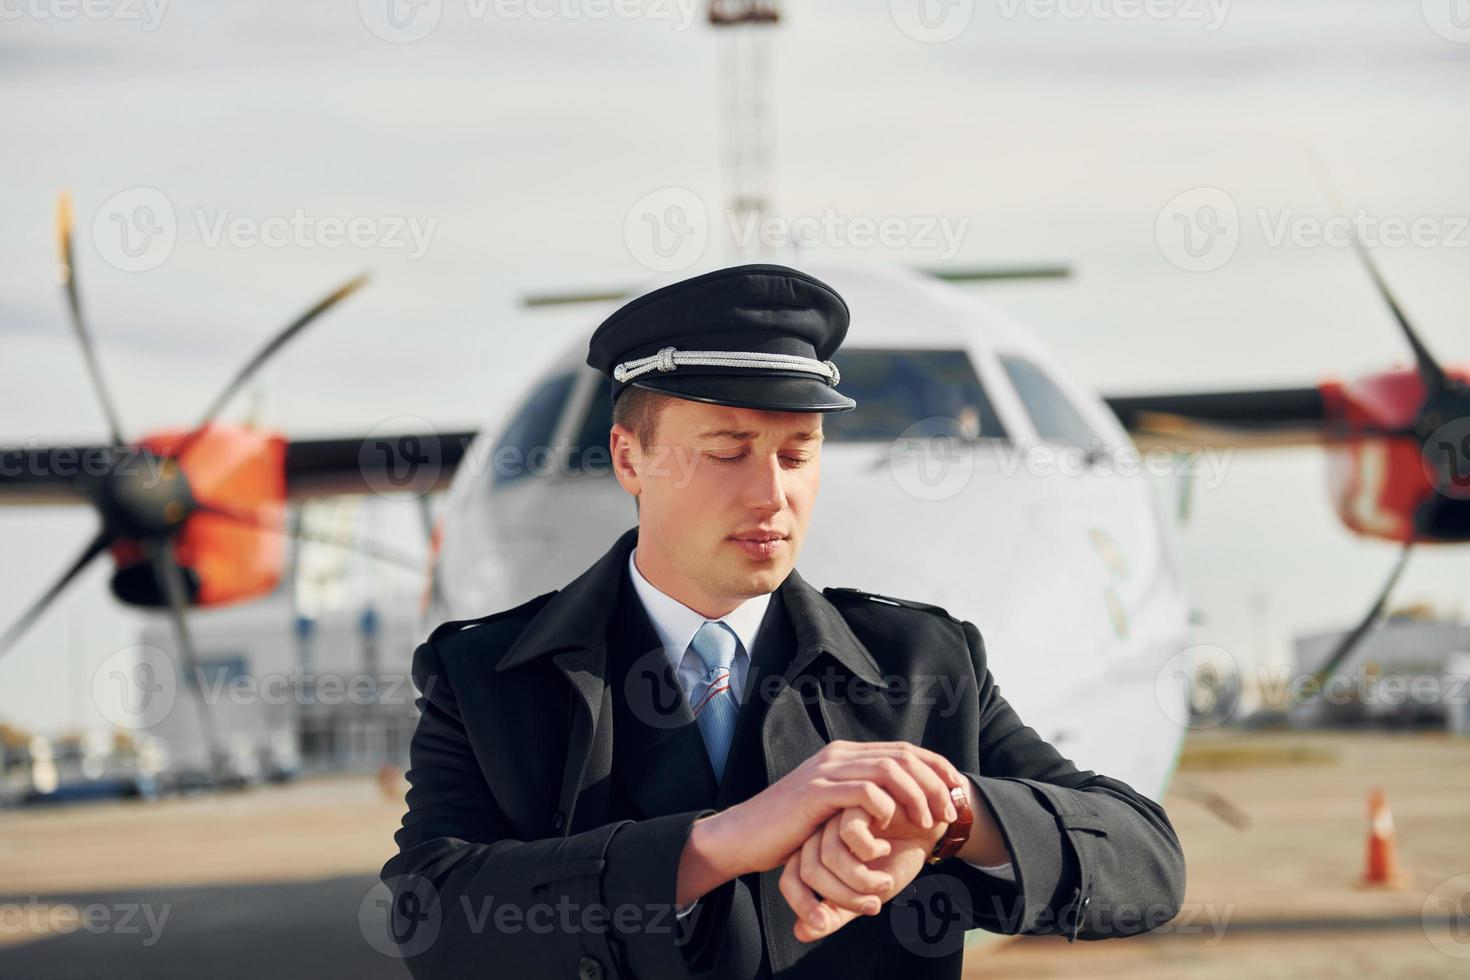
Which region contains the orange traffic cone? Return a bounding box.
[1359,787,1411,889]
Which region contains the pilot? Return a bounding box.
[381,264,1185,980]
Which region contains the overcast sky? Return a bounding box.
[2,0,1468,732]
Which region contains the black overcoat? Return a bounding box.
[380,525,1186,979]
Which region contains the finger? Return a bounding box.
[837,807,891,863]
[779,850,822,924]
[821,816,893,896]
[889,748,958,824]
[795,900,859,944]
[780,850,843,941]
[793,899,859,944]
[827,758,933,828]
[799,831,882,916]
[811,779,898,830]
[828,741,965,789]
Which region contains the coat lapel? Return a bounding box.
[759,564,891,783]
[495,526,637,832]
[755,569,893,974]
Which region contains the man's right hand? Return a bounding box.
[676,740,964,907]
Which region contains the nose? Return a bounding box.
[742,451,787,513]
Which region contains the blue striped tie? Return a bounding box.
[688,620,740,782]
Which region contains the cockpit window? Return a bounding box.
[820,349,1007,442]
[999,355,1099,448]
[568,376,614,475]
[492,372,576,489]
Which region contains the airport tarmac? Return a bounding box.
[0,730,1465,978]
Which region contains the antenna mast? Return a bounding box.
[709,0,781,261]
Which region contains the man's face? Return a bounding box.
[611,395,823,613]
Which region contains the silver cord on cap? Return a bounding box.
[612,347,841,387]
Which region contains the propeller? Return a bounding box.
[1295,159,1470,679]
[0,192,381,783]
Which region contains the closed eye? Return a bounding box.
[704,452,812,466]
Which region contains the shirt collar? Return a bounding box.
[627,547,772,659]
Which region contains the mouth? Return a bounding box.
[729,530,788,560]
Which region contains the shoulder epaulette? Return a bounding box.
[823,586,961,623]
[427,590,558,644]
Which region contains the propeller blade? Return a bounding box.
[1347,240,1448,398]
[1310,543,1414,686]
[56,192,127,446]
[195,501,425,572]
[0,530,112,659]
[172,273,371,460]
[1308,158,1448,398]
[148,544,227,780]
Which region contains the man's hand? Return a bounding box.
[779,805,949,943]
[677,740,965,907]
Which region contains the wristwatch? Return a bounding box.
[927,784,974,865]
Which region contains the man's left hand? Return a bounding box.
[778,805,949,943]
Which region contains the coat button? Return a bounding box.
[552,810,566,831]
[577,955,603,980]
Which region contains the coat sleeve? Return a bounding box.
[379,639,763,980]
[939,619,1187,942]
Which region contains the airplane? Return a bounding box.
[1,190,1467,805]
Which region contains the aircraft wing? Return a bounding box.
[1103,385,1332,450]
[280,430,480,497]
[0,430,481,506]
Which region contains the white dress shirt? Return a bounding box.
[624,549,1012,922]
[627,548,769,708]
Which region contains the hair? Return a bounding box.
[613,385,674,452]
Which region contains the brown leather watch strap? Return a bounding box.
[927,784,974,865]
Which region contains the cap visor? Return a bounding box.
[629,374,856,413]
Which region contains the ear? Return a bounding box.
[609,422,643,498]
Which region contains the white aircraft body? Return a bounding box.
[431,264,1193,802]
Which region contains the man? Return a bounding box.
[380,264,1185,979]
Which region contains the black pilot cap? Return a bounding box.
[586,264,858,413]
